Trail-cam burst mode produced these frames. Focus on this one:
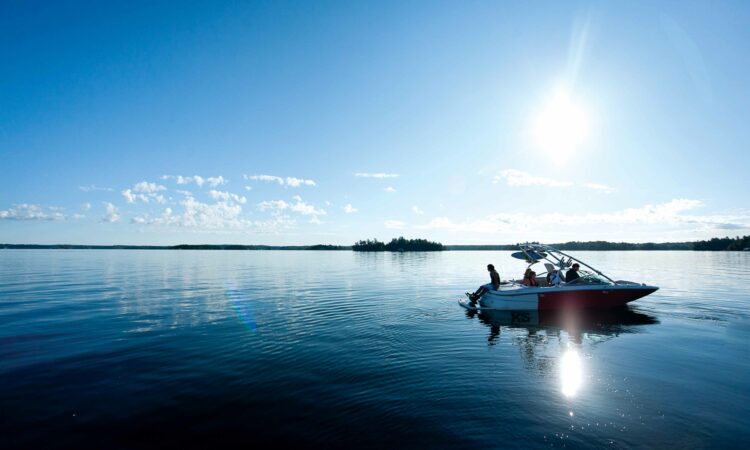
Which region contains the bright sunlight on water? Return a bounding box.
[1,250,749,448]
[560,349,583,398]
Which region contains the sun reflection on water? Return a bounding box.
[560,349,583,398]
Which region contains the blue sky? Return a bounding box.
[1,0,749,245]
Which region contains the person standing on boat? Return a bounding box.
[469,264,501,302]
[565,263,581,283]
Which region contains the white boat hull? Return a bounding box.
[463,283,658,311]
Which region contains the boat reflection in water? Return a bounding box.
[465,307,658,398]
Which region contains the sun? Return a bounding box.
[533,90,588,159]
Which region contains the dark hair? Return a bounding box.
[487,264,494,270]
[572,263,580,268]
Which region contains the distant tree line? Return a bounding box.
[447,242,689,251]
[352,237,444,252]
[0,244,350,250]
[2,236,748,251]
[170,244,348,250]
[693,235,750,251]
[446,236,750,251]
[554,241,694,251]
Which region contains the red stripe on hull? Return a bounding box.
[537,288,657,311]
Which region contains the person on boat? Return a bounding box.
[469,264,501,302]
[547,269,564,286]
[522,268,539,287]
[565,263,581,283]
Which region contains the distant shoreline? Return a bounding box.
[2,241,749,251]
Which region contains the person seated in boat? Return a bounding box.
[522,268,539,287]
[468,264,501,302]
[565,263,581,283]
[547,269,564,286]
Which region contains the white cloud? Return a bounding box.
[253,215,297,233]
[384,186,397,193]
[354,172,399,178]
[344,204,358,213]
[582,183,615,194]
[414,199,750,234]
[0,205,88,221]
[0,204,66,221]
[246,174,284,185]
[162,175,227,187]
[79,184,113,192]
[258,200,289,211]
[384,220,406,229]
[290,201,326,216]
[134,181,165,194]
[285,177,317,187]
[130,190,302,233]
[412,205,424,215]
[415,216,498,234]
[244,174,316,187]
[133,197,248,229]
[244,186,253,191]
[178,176,197,185]
[258,197,326,216]
[81,202,92,211]
[102,202,120,223]
[494,169,616,193]
[309,216,324,225]
[208,190,247,204]
[122,190,156,204]
[493,169,573,187]
[204,176,227,187]
[354,172,398,178]
[122,181,167,204]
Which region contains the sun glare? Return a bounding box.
[560,349,583,398]
[533,91,588,158]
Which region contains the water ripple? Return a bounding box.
[0,250,748,448]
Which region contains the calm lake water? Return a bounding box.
[1,250,748,448]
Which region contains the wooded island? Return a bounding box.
[352,237,444,252]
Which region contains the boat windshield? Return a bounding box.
[567,273,613,286]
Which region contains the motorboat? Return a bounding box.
[459,243,658,311]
